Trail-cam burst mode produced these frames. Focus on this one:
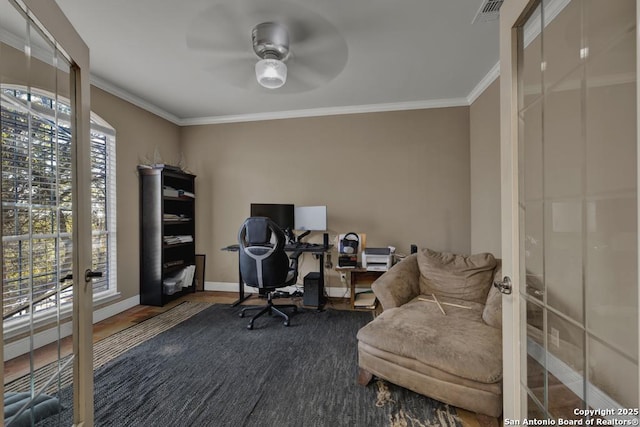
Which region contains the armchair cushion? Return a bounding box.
[417,248,496,304]
[357,296,502,384]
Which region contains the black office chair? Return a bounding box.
[238,217,302,329]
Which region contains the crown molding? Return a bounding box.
[180,97,469,126]
[0,28,501,124]
[88,71,471,126]
[89,75,182,125]
[467,62,500,105]
[4,1,574,127]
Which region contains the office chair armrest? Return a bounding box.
[289,250,303,264]
[287,250,301,270]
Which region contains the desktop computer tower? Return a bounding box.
[303,272,323,308]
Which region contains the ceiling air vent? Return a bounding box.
[472,0,504,23]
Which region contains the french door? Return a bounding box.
[500,0,639,420]
[0,0,94,425]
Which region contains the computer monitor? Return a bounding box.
[294,206,327,231]
[250,203,295,231]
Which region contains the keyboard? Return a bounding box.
[286,242,324,250]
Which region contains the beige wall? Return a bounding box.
[180,108,471,287]
[90,87,181,304]
[470,78,501,256]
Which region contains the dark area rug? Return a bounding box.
[38,304,461,426]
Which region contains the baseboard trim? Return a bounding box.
[204,281,255,293]
[527,338,628,420]
[4,295,140,362]
[3,322,75,362]
[93,295,140,323]
[204,281,349,299]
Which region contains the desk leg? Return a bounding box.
[231,252,252,307]
[318,253,325,308]
[349,271,356,309]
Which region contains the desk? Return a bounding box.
[222,243,331,307]
[336,266,385,310]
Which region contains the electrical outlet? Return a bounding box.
[339,273,348,287]
[550,327,560,348]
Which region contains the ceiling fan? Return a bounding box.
[252,22,290,89]
[185,0,348,93]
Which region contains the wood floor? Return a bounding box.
[4,291,500,427]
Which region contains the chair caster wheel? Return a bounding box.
[247,323,253,330]
[239,312,245,318]
[284,321,290,327]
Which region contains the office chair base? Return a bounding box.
[239,295,298,329]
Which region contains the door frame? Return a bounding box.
[0,1,94,425]
[500,0,533,419]
[500,0,640,418]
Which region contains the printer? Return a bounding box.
[362,247,393,271]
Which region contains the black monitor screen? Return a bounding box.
[250,203,295,231]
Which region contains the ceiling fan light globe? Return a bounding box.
[255,58,287,89]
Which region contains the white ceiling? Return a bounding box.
[8,0,502,125]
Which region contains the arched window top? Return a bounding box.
[1,84,115,137]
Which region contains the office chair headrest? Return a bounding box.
[243,217,273,245]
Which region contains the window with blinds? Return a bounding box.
[1,86,117,322]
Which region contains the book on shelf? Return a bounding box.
[354,292,377,309]
[163,213,191,221]
[163,186,195,199]
[163,186,180,197]
[163,235,194,245]
[163,260,185,269]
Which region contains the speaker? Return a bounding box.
[303,272,323,308]
[323,232,329,249]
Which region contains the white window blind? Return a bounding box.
[1,86,117,322]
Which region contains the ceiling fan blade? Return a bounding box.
[186,0,343,51]
[205,57,258,90]
[278,68,327,93]
[188,45,252,63]
[284,16,331,45]
[185,2,255,54]
[281,31,348,91]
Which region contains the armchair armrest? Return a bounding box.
[371,254,421,310]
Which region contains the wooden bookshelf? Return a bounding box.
[139,166,197,306]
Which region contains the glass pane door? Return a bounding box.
[516,0,638,418]
[1,1,93,425]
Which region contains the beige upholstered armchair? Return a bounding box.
[356,248,503,417]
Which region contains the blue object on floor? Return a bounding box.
[4,392,61,427]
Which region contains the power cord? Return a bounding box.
[324,253,333,269]
[339,272,350,299]
[291,284,304,298]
